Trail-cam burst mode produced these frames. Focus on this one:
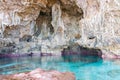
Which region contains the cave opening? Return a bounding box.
[61,43,102,60]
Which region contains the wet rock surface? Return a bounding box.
[0,68,75,80]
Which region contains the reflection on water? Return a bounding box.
[0,56,120,80]
[62,55,101,63]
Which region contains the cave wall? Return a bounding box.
[0,0,120,55]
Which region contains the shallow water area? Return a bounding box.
[0,55,120,80]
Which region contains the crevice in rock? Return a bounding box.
[19,35,32,42]
[88,36,96,40]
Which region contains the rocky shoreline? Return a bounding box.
[1,51,120,60]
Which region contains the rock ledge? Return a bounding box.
[0,68,75,80]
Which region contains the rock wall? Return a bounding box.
[0,0,120,57]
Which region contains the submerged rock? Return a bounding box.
[0,68,75,80]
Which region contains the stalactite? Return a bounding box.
[43,22,47,34]
[16,13,21,25]
[30,20,36,35]
[48,27,50,36]
[1,22,5,38]
[12,11,15,25]
[51,3,65,44]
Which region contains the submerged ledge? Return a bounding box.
[0,52,60,58]
[0,68,75,80]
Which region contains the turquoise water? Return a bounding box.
[0,56,120,80]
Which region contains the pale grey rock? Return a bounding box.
[0,0,120,57]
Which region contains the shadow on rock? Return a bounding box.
[61,43,102,63]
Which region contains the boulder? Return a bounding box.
[0,68,75,80]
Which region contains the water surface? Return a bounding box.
[0,55,120,80]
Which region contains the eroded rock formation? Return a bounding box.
[0,0,120,58]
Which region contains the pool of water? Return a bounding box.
[0,55,120,80]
